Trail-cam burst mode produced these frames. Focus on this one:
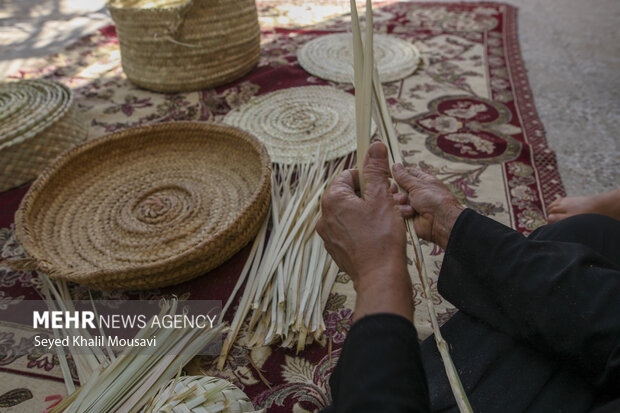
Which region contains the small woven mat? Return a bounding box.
[224,86,374,164]
[15,122,271,290]
[297,33,421,83]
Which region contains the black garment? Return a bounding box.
[325,313,430,412]
[322,211,620,412]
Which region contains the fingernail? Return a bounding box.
[368,142,386,159]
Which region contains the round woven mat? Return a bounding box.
[297,33,421,83]
[15,122,271,291]
[0,79,73,150]
[224,86,374,164]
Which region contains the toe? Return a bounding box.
[547,213,566,223]
[548,198,562,211]
[548,201,566,214]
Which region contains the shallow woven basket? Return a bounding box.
[107,0,261,92]
[15,122,271,290]
[0,79,86,192]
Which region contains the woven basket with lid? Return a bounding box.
[107,0,261,93]
[14,122,271,291]
[0,79,86,192]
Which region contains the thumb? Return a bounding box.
[392,163,420,193]
[363,141,391,197]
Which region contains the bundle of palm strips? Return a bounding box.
[37,275,226,413]
[218,156,347,367]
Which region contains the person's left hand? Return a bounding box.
[317,142,414,322]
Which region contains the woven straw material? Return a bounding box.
[107,0,261,93]
[144,376,263,412]
[224,86,375,164]
[0,79,85,192]
[297,33,421,83]
[15,122,271,291]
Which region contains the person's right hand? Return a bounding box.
[392,163,465,250]
[317,142,414,322]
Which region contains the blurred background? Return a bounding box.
[1,0,618,195]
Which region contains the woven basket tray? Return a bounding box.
[0,79,86,192]
[14,122,271,290]
[107,0,261,93]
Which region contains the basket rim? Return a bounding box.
[106,0,192,12]
[15,121,272,284]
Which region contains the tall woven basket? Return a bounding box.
[0,79,85,193]
[107,0,261,93]
[14,122,271,291]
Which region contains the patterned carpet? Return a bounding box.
[0,2,564,411]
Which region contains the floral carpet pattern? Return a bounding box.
[0,2,565,412]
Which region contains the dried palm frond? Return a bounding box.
[350,1,472,411]
[40,276,108,388]
[142,374,265,412]
[38,274,226,413]
[352,0,373,192]
[218,155,347,368]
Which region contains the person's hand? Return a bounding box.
[392,163,465,250]
[317,142,413,322]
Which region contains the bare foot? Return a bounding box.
[548,188,620,223]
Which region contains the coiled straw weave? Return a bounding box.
[297,33,420,83]
[107,0,261,92]
[224,86,375,164]
[15,122,271,291]
[144,376,263,412]
[0,79,85,192]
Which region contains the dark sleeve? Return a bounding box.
[324,313,430,413]
[438,208,620,395]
